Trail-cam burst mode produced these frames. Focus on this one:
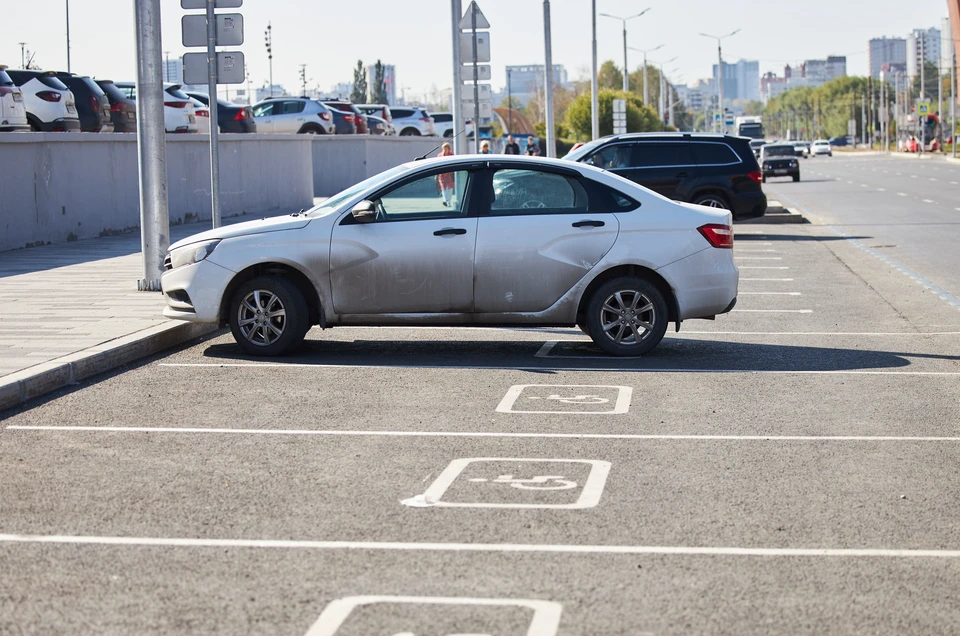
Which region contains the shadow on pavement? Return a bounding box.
[197,336,954,372]
[736,234,872,242]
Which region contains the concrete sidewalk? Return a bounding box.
[0,209,312,411]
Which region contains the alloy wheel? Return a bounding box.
[599,290,656,345]
[237,289,287,347]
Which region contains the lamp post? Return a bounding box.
[699,29,740,132]
[543,0,555,157]
[652,56,677,127]
[628,44,662,107]
[264,23,273,97]
[590,0,598,139]
[65,0,71,73]
[507,68,513,134]
[599,8,651,93]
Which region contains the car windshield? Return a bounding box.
[562,138,609,162]
[763,146,795,157]
[0,70,14,86]
[306,165,411,217]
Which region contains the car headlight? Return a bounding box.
[168,239,220,269]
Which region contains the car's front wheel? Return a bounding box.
[585,277,668,356]
[229,276,310,356]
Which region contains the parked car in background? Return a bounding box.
[185,92,256,133]
[251,97,334,134]
[428,112,473,138]
[6,69,80,131]
[0,65,30,132]
[365,114,389,135]
[161,155,738,358]
[115,82,198,133]
[95,79,136,132]
[390,107,436,136]
[810,139,832,156]
[564,132,766,220]
[326,107,358,134]
[188,96,210,134]
[357,104,392,124]
[321,100,369,134]
[55,73,112,132]
[759,144,800,182]
[828,136,850,147]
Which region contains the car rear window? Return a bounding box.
[391,108,414,118]
[431,113,452,122]
[632,142,694,168]
[691,142,739,165]
[38,74,70,90]
[165,86,191,100]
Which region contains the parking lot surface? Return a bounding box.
[3,162,960,634]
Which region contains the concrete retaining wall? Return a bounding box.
[311,136,441,196]
[0,133,314,252]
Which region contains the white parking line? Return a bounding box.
[736,249,778,253]
[732,309,812,313]
[2,533,960,559]
[738,292,801,295]
[740,278,794,281]
[738,266,790,270]
[877,188,886,192]
[734,257,783,261]
[923,199,935,203]
[897,192,908,196]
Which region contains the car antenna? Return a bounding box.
[415,128,468,161]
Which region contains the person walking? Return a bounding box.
[525,135,541,156]
[436,142,456,207]
[504,134,520,155]
[480,140,491,154]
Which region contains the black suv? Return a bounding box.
[55,73,113,132]
[563,133,766,220]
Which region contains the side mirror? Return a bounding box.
[351,200,376,223]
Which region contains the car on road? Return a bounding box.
[810,139,832,157]
[563,133,766,221]
[759,144,800,182]
[114,82,198,133]
[95,79,136,132]
[321,100,369,134]
[161,155,739,358]
[749,138,766,157]
[55,73,112,132]
[186,92,256,133]
[828,136,850,147]
[390,107,436,136]
[251,97,334,134]
[0,65,30,132]
[791,140,810,158]
[6,69,80,131]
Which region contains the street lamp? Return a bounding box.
[651,55,677,126]
[699,29,740,131]
[599,8,651,93]
[264,23,273,97]
[628,44,662,107]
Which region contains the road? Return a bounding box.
[2,154,960,634]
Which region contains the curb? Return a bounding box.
[736,201,807,225]
[0,321,219,412]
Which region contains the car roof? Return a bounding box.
[599,132,743,143]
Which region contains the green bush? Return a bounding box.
[565,89,661,139]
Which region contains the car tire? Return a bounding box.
[793,175,800,182]
[761,175,767,183]
[584,277,668,357]
[297,124,324,134]
[692,193,729,210]
[229,276,310,356]
[400,128,421,136]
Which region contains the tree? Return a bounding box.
[499,95,524,109]
[742,100,764,116]
[565,89,660,140]
[597,60,623,90]
[350,60,367,104]
[627,65,661,109]
[370,60,388,104]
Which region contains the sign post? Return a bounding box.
[612,99,626,135]
[459,1,491,153]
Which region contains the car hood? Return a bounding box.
[169,215,311,250]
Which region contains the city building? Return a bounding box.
[255,84,289,102]
[366,64,397,105]
[711,60,759,104]
[907,27,941,77]
[869,37,907,78]
[162,57,182,84]
[502,64,568,107]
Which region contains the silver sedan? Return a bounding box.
[161,155,739,356]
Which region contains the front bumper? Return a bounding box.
[160,258,236,323]
[658,248,739,320]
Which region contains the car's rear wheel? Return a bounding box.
[298,124,324,134]
[585,277,668,356]
[229,276,310,356]
[692,193,729,209]
[400,128,421,136]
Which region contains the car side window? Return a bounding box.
[369,171,472,222]
[252,103,274,117]
[489,169,589,216]
[121,86,136,100]
[632,142,694,168]
[587,145,632,170]
[281,101,305,114]
[691,142,738,165]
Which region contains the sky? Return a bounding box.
[3,0,953,102]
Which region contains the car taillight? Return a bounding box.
[196,109,209,117]
[233,109,246,121]
[343,114,354,122]
[111,103,123,112]
[319,112,330,121]
[698,224,734,249]
[420,116,431,121]
[89,95,101,113]
[164,101,188,108]
[36,91,62,102]
[747,170,762,183]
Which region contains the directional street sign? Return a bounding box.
[458,1,490,29]
[183,51,245,85]
[461,84,492,102]
[460,65,491,83]
[181,13,243,47]
[181,0,241,7]
[612,99,627,135]
[459,32,491,63]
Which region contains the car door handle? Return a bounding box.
[433,228,467,236]
[572,220,605,228]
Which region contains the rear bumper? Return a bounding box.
[731,190,767,220]
[658,248,739,321]
[36,118,81,132]
[220,120,257,133]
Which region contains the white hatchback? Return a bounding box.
[5,69,79,131]
[0,66,29,131]
[161,156,739,357]
[810,140,832,157]
[114,82,198,133]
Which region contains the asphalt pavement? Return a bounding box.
[3,159,960,635]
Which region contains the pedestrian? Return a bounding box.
[480,140,491,154]
[436,142,456,207]
[525,136,541,156]
[504,134,520,155]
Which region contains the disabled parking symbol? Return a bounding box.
[496,384,632,414]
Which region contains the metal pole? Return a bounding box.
[543,0,555,157]
[591,0,599,140]
[507,69,512,134]
[65,0,71,73]
[19,42,25,69]
[471,3,480,154]
[861,92,866,150]
[265,23,273,98]
[622,24,629,93]
[134,0,169,292]
[953,49,957,158]
[206,0,221,228]
[643,53,648,106]
[717,41,723,132]
[451,0,464,154]
[920,35,925,155]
